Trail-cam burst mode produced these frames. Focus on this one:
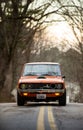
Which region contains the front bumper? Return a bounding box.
[17,88,65,101]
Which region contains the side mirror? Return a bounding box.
[62,76,66,79]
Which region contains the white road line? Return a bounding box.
[37,107,45,130]
[48,106,58,130]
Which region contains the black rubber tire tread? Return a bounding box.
[17,91,25,106]
[59,89,66,106]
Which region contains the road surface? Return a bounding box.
[0,102,83,130]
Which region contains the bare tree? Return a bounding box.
[0,0,61,100]
[55,0,83,101]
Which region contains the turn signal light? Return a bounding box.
[23,93,28,96]
[55,93,60,96]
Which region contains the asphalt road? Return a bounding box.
[0,102,83,130]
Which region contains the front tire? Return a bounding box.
[17,91,25,106]
[59,89,66,106]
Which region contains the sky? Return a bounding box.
[45,22,76,52]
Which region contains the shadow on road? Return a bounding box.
[24,102,59,107]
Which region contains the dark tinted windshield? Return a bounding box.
[23,64,61,76]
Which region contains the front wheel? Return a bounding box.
[17,91,25,106]
[59,89,66,106]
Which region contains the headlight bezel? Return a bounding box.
[55,83,63,89]
[19,83,27,89]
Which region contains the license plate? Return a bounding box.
[36,94,46,99]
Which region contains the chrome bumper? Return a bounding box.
[18,88,65,93]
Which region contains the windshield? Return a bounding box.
[23,64,61,76]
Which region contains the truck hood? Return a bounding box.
[19,76,64,84]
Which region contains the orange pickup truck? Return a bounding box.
[17,62,66,106]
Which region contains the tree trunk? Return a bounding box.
[0,54,13,101]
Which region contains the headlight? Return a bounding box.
[19,84,32,89]
[20,84,26,89]
[55,84,63,89]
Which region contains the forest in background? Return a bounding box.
[0,0,83,102]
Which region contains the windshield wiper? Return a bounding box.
[24,73,37,76]
[41,72,58,76]
[24,72,60,76]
